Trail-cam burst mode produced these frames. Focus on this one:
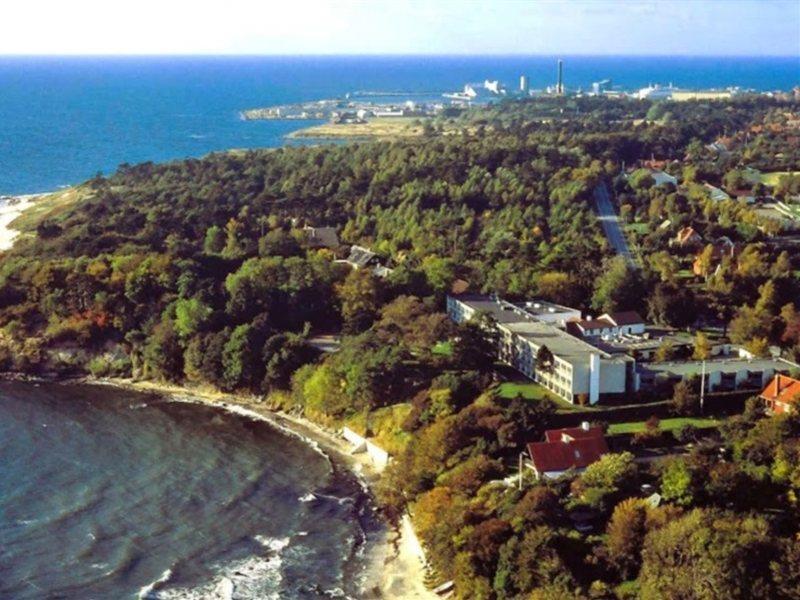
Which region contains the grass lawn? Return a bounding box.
[431,340,453,357]
[779,201,800,220]
[759,171,800,187]
[289,117,427,140]
[624,222,650,235]
[10,186,91,233]
[608,417,719,435]
[496,381,589,412]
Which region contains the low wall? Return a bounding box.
[341,426,391,471]
[342,426,367,451]
[550,391,752,428]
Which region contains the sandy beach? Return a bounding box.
[0,194,41,250]
[90,377,436,600]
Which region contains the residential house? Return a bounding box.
[692,236,737,277]
[649,169,678,187]
[526,423,609,479]
[566,312,646,339]
[730,188,757,204]
[302,225,340,249]
[760,374,800,414]
[704,183,732,202]
[336,245,394,278]
[340,245,379,269]
[670,226,702,249]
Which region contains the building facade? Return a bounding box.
[447,294,630,405]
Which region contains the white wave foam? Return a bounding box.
[146,536,290,600]
[254,535,290,553]
[138,568,173,599]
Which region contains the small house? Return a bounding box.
[671,226,702,249]
[302,226,340,249]
[760,374,800,414]
[703,183,732,202]
[527,423,609,479]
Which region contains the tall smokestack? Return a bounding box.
[557,59,564,95]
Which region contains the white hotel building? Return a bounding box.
[446,294,632,405]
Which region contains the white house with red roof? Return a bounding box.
[760,374,800,415]
[526,423,609,479]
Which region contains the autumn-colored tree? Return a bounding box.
[639,509,779,600]
[672,380,700,416]
[605,497,649,579]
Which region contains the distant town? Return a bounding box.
[241,58,800,125]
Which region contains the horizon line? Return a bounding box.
[0,52,798,59]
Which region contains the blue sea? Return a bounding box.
[0,55,798,194]
[0,383,378,599]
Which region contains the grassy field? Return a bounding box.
[759,171,800,187]
[624,222,650,235]
[608,417,719,435]
[777,200,800,220]
[431,341,453,357]
[10,186,91,233]
[288,117,427,140]
[496,381,588,412]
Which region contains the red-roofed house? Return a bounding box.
[760,374,800,415]
[527,423,609,479]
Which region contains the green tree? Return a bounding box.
[660,457,694,505]
[450,313,498,371]
[337,269,382,334]
[142,320,183,381]
[639,509,778,600]
[203,225,225,254]
[592,256,644,313]
[221,324,261,390]
[571,452,637,511]
[173,297,212,338]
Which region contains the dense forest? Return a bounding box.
[1,95,800,597]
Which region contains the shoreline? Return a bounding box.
[64,376,434,599]
[0,193,46,250]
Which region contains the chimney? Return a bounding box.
[557,59,564,95]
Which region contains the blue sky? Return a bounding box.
[1,0,798,56]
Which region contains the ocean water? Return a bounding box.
[0,55,798,194]
[0,382,376,599]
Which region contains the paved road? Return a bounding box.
[593,182,637,266]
